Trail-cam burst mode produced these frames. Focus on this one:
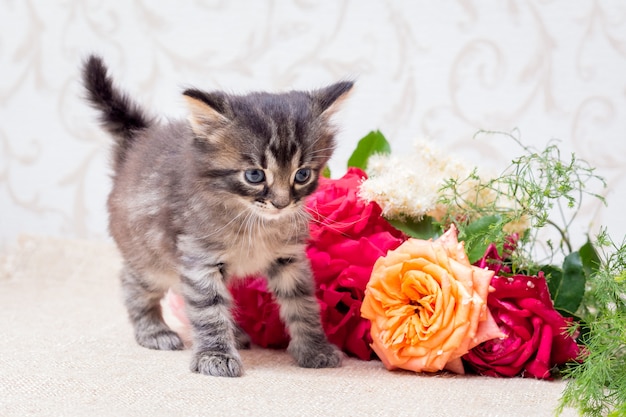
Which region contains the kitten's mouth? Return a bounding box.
[250,202,294,220]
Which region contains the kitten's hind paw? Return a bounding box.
[135,328,184,351]
[289,341,343,369]
[191,351,244,377]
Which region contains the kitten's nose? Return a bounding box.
[271,199,290,209]
[270,188,291,209]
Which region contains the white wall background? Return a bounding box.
[1,0,625,249]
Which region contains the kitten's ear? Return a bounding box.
[183,89,232,134]
[313,81,354,117]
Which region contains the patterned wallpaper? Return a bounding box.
[1,1,625,249]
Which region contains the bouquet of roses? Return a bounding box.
[354,130,625,417]
[167,130,625,417]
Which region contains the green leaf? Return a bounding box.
[321,166,331,179]
[388,216,440,240]
[347,130,391,170]
[579,238,601,277]
[461,215,502,263]
[552,252,586,315]
[543,264,564,300]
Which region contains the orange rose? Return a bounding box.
[360,225,504,373]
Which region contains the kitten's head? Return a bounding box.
[182,82,353,220]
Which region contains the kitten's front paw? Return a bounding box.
[136,328,184,351]
[289,341,343,369]
[191,351,244,377]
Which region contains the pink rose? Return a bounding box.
[463,244,581,379]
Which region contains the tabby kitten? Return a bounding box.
[82,55,353,377]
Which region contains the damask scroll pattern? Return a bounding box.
[0,0,625,246]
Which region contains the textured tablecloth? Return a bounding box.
[0,236,579,417]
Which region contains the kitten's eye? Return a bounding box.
[244,169,265,184]
[294,168,311,184]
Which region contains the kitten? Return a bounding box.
[81,55,353,377]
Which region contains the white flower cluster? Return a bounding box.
[358,140,474,220]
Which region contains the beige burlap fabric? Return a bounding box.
[0,236,578,417]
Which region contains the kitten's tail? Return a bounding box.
[81,54,153,168]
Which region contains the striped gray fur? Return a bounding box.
[81,55,352,377]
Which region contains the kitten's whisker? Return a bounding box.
[246,210,257,255]
[236,209,253,241]
[292,210,311,244]
[309,215,365,230]
[306,150,336,162]
[305,206,371,237]
[194,209,248,240]
[241,209,257,257]
[286,211,301,245]
[249,212,260,254]
[307,133,337,151]
[307,146,335,155]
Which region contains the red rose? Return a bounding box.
[463,244,580,379]
[307,168,405,359]
[307,168,397,241]
[229,278,290,349]
[229,168,405,359]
